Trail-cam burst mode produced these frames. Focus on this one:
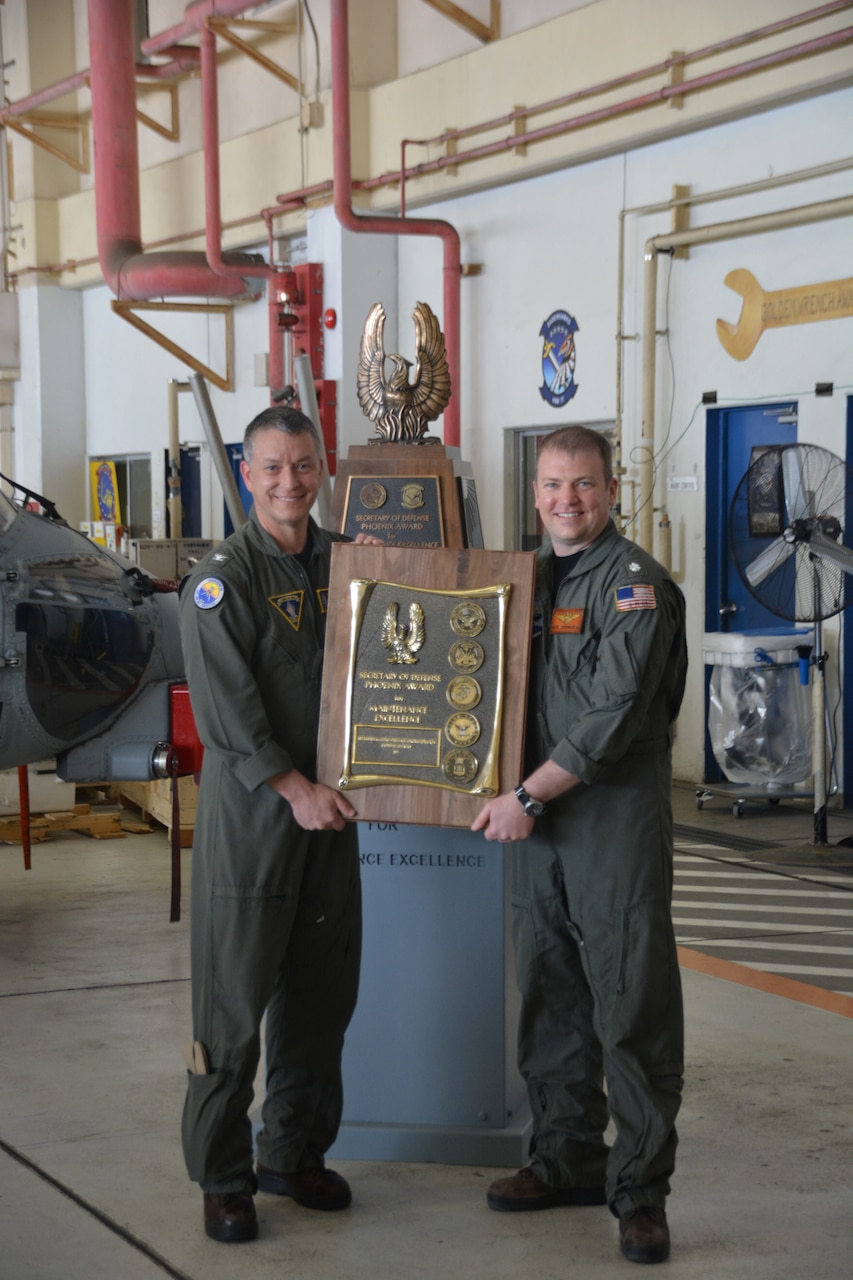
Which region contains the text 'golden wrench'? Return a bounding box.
[716,268,853,361]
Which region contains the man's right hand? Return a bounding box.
[266,770,357,831]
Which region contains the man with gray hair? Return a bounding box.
[179,405,377,1243]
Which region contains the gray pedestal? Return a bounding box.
[328,823,531,1166]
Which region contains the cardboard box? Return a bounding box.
[130,539,177,579]
[176,539,214,577]
[0,762,77,815]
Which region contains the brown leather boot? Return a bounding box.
[619,1206,670,1263]
[256,1164,352,1210]
[203,1192,258,1243]
[487,1166,607,1212]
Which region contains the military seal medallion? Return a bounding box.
[448,639,485,673]
[445,712,481,747]
[446,675,482,710]
[450,600,487,637]
[360,482,387,510]
[442,748,479,784]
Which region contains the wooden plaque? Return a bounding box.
[318,544,536,827]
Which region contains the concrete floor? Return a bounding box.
[1,785,851,1279]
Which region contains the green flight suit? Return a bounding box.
[179,511,361,1195]
[514,520,687,1216]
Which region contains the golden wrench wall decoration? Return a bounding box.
[716,268,853,361]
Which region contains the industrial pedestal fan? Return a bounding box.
[729,443,853,845]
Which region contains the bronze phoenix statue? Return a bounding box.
[357,301,451,443]
[381,601,425,665]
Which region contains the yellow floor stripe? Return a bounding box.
[677,946,853,1018]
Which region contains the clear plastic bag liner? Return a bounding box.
[708,663,812,785]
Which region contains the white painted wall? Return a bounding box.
[69,83,853,785]
[13,284,86,526]
[392,86,853,783]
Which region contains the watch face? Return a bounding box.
[516,787,543,817]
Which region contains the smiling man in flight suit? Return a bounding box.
[473,425,687,1265]
[179,406,377,1244]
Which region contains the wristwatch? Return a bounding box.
[515,785,545,818]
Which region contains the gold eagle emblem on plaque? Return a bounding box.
[357,301,452,443]
[381,601,426,664]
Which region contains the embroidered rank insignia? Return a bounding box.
[551,607,584,634]
[615,584,657,611]
[193,577,225,610]
[315,587,329,614]
[532,602,544,640]
[270,590,304,630]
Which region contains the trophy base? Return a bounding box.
[329,1104,533,1167]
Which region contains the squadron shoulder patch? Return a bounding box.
[315,587,329,614]
[194,578,225,610]
[614,584,656,612]
[270,590,305,630]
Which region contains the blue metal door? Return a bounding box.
[705,402,798,634]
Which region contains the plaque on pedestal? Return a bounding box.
[317,544,535,827]
[331,444,464,547]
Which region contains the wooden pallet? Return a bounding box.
[0,803,124,844]
[117,777,197,847]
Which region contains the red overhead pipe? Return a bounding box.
[196,21,299,396]
[140,0,259,55]
[0,70,90,119]
[88,0,261,301]
[383,24,853,181]
[330,0,461,448]
[200,23,272,289]
[136,46,201,78]
[395,0,853,157]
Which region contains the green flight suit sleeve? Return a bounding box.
[548,573,686,785]
[179,571,295,792]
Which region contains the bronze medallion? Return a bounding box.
[448,639,485,673]
[360,482,387,510]
[401,483,425,509]
[442,748,479,784]
[450,600,487,638]
[446,675,482,710]
[445,712,481,747]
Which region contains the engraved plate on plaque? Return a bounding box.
[341,475,445,547]
[338,579,511,796]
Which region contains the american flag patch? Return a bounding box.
[615,584,656,611]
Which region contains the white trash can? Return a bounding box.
[702,630,812,786]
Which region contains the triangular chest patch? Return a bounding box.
[270,590,305,630]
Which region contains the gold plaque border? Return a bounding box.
[338,579,510,797]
